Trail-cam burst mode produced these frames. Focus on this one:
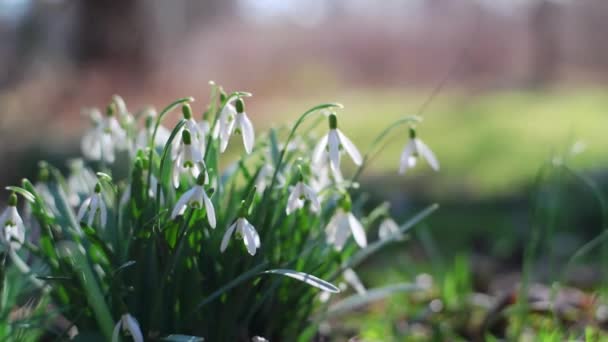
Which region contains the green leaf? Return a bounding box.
[5,186,35,203]
[324,283,419,318]
[262,269,340,293]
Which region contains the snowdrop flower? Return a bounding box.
[325,196,367,251]
[0,194,25,250]
[399,127,439,174]
[66,159,97,206]
[174,104,208,154]
[254,163,285,194]
[313,114,362,175]
[112,313,143,342]
[219,98,255,154]
[221,217,260,256]
[343,268,366,295]
[136,108,170,151]
[77,183,107,228]
[172,129,207,188]
[112,95,135,127]
[81,107,128,164]
[378,217,404,241]
[286,180,320,215]
[171,174,216,228]
[252,337,269,342]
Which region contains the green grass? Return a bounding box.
[259,87,608,197]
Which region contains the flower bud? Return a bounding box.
[182,104,193,120]
[328,114,338,130]
[8,193,17,207]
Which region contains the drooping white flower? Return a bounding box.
[219,98,255,154]
[112,95,135,127]
[77,183,107,228]
[286,181,320,215]
[325,197,367,251]
[0,194,25,250]
[252,337,269,342]
[378,217,404,241]
[399,127,439,175]
[173,104,208,157]
[343,268,366,295]
[81,107,128,164]
[66,159,97,206]
[221,217,260,256]
[171,174,216,228]
[312,114,362,175]
[172,129,207,188]
[136,108,171,151]
[112,313,143,342]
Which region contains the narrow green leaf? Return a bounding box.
[5,186,35,203]
[262,269,340,293]
[324,283,419,318]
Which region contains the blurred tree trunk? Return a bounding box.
[529,0,560,87]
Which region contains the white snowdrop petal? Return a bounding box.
[240,113,255,154]
[337,130,362,165]
[220,222,237,252]
[203,193,216,228]
[111,320,121,342]
[417,139,440,171]
[312,134,329,165]
[399,140,415,175]
[327,130,341,172]
[348,213,367,248]
[77,197,92,223]
[171,187,196,219]
[124,314,144,342]
[241,221,257,256]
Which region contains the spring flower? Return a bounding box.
[252,337,269,342]
[136,108,170,151]
[81,106,128,164]
[221,217,260,256]
[112,95,135,127]
[0,194,25,250]
[325,196,367,251]
[173,104,207,155]
[313,114,362,175]
[171,174,216,228]
[286,181,320,215]
[66,159,97,206]
[77,183,107,228]
[343,268,366,295]
[219,98,255,154]
[378,217,404,241]
[399,127,439,174]
[172,129,207,188]
[112,313,143,342]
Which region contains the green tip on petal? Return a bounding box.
[182,104,193,119]
[8,193,17,207]
[182,129,192,145]
[94,183,102,193]
[236,98,245,113]
[409,127,416,139]
[329,114,338,130]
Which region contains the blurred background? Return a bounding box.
[2,0,608,336]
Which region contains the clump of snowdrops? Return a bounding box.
[0,82,439,341]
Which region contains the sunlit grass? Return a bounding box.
[258,87,608,197]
